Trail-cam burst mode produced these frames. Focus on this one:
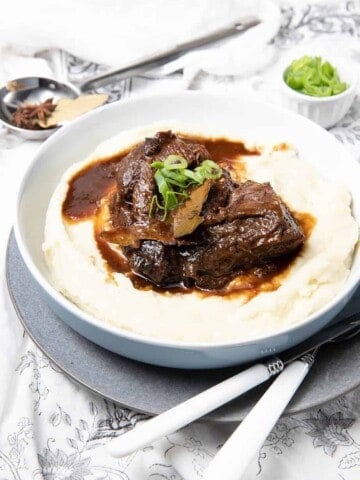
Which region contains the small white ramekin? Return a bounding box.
[280,58,358,129]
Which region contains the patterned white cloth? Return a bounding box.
[0,0,280,84]
[1,2,360,479]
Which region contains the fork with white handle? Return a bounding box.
[108,357,284,457]
[202,351,316,480]
[107,314,360,460]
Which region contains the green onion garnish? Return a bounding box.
[284,56,348,97]
[149,155,222,220]
[163,155,188,170]
[195,159,223,180]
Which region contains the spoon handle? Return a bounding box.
[108,357,283,458]
[202,353,316,480]
[80,16,259,91]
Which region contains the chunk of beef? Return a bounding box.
[180,181,305,288]
[106,131,305,291]
[109,131,211,236]
[201,170,236,225]
[144,131,209,166]
[121,180,305,290]
[202,180,305,258]
[124,241,181,287]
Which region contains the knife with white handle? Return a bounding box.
[202,352,316,480]
[108,358,284,457]
[107,313,360,458]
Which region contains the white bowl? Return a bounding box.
[280,57,358,129]
[14,92,360,369]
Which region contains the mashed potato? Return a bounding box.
[43,123,359,343]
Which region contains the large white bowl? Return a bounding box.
[14,92,360,369]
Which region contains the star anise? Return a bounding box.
[11,98,57,129]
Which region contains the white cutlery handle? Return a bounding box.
[203,355,315,480]
[109,358,284,457]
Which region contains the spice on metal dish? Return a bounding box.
[11,98,56,129]
[10,94,109,130]
[284,55,348,97]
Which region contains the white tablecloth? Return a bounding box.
[2,2,360,479]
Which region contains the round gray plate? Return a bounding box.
[6,231,360,422]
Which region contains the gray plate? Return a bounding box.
[6,231,360,422]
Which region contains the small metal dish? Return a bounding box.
[0,77,79,140]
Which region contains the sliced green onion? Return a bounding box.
[196,159,222,180]
[161,169,188,184]
[163,178,188,188]
[149,195,159,218]
[284,55,348,97]
[183,169,204,183]
[150,161,165,169]
[164,155,188,170]
[164,190,178,210]
[149,155,222,219]
[154,170,169,197]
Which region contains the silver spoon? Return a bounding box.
[0,16,260,140]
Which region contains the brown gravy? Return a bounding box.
[62,135,315,298]
[62,156,126,220]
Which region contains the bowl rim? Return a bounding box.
[14,90,360,350]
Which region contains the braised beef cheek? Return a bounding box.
[107,131,305,291]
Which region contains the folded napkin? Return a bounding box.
[0,0,280,85]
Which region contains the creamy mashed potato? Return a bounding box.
[43,122,359,343]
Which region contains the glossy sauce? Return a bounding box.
[62,156,126,219]
[62,135,315,299]
[200,137,259,160]
[200,137,258,180]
